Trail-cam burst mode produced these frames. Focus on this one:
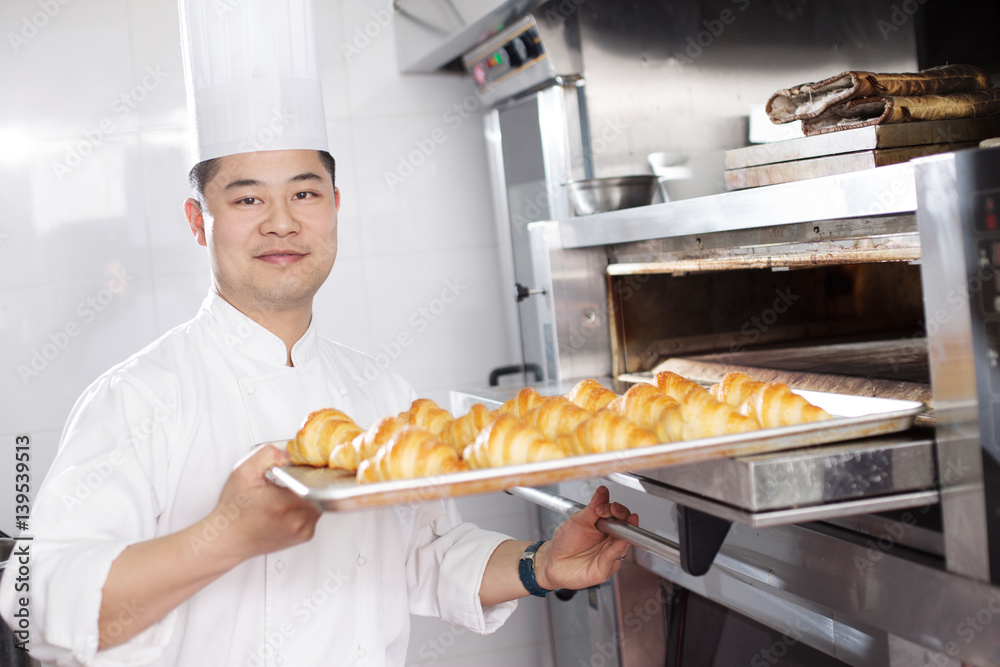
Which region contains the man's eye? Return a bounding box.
[236,197,259,205]
[293,191,315,200]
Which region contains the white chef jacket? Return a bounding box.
[0,292,516,667]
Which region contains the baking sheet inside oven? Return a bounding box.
[267,391,926,512]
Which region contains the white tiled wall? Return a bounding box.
[0,0,550,665]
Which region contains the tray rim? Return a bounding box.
[267,391,927,512]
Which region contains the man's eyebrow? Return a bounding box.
[289,172,323,183]
[224,178,262,190]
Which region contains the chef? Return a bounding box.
[0,1,637,666]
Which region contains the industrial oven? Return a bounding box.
[414,0,1000,664]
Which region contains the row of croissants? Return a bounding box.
[285,371,832,483]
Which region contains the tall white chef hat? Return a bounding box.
[178,0,328,165]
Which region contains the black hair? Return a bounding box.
[188,150,336,205]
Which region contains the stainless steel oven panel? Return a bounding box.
[559,162,919,249]
[557,477,1000,667]
[528,221,611,382]
[636,433,936,512]
[916,151,993,582]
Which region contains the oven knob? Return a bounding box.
[472,63,487,86]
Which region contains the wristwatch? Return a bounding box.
[518,540,551,598]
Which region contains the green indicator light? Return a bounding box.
[493,53,503,65]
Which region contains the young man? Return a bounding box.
[0,147,637,666]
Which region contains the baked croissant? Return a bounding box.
[710,372,832,427]
[524,396,593,439]
[287,408,364,467]
[607,384,683,443]
[329,416,410,471]
[563,409,659,455]
[677,389,760,440]
[438,403,495,455]
[653,371,705,402]
[400,398,454,435]
[566,379,617,412]
[493,387,545,419]
[463,415,566,469]
[357,426,469,483]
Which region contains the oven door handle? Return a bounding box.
[507,486,683,568]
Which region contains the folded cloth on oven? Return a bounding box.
[765,64,995,135]
[800,89,1000,135]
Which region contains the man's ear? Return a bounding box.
[334,187,340,212]
[184,198,208,247]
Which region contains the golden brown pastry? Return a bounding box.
[463,415,566,469]
[400,398,454,435]
[710,372,832,428]
[563,409,659,455]
[493,387,545,420]
[524,396,592,439]
[653,371,705,403]
[357,426,469,483]
[438,403,495,455]
[566,379,617,412]
[329,416,410,471]
[607,384,683,443]
[287,408,363,467]
[678,389,760,440]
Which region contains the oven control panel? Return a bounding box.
[468,26,544,88]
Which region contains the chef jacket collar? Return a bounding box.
[199,291,318,368]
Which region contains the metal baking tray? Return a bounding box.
[266,391,925,512]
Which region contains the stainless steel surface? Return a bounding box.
[607,471,939,530]
[573,0,916,181]
[634,433,937,512]
[824,513,944,558]
[507,486,682,566]
[394,0,546,73]
[564,176,658,216]
[559,162,918,249]
[725,117,1000,169]
[560,477,1000,667]
[269,391,924,511]
[915,152,992,581]
[529,221,611,382]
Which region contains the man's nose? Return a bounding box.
[261,201,300,236]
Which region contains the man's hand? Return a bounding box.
[534,486,638,592]
[479,486,638,606]
[205,444,322,563]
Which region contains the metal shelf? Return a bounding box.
[559,162,917,249]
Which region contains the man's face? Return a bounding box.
[186,149,340,316]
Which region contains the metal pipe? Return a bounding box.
[507,486,682,567]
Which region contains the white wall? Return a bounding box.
[0,0,551,665]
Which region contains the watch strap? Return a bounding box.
[518,540,550,598]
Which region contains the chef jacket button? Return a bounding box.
[246,385,256,395]
[275,559,285,573]
[358,647,367,658]
[339,387,349,396]
[357,554,367,567]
